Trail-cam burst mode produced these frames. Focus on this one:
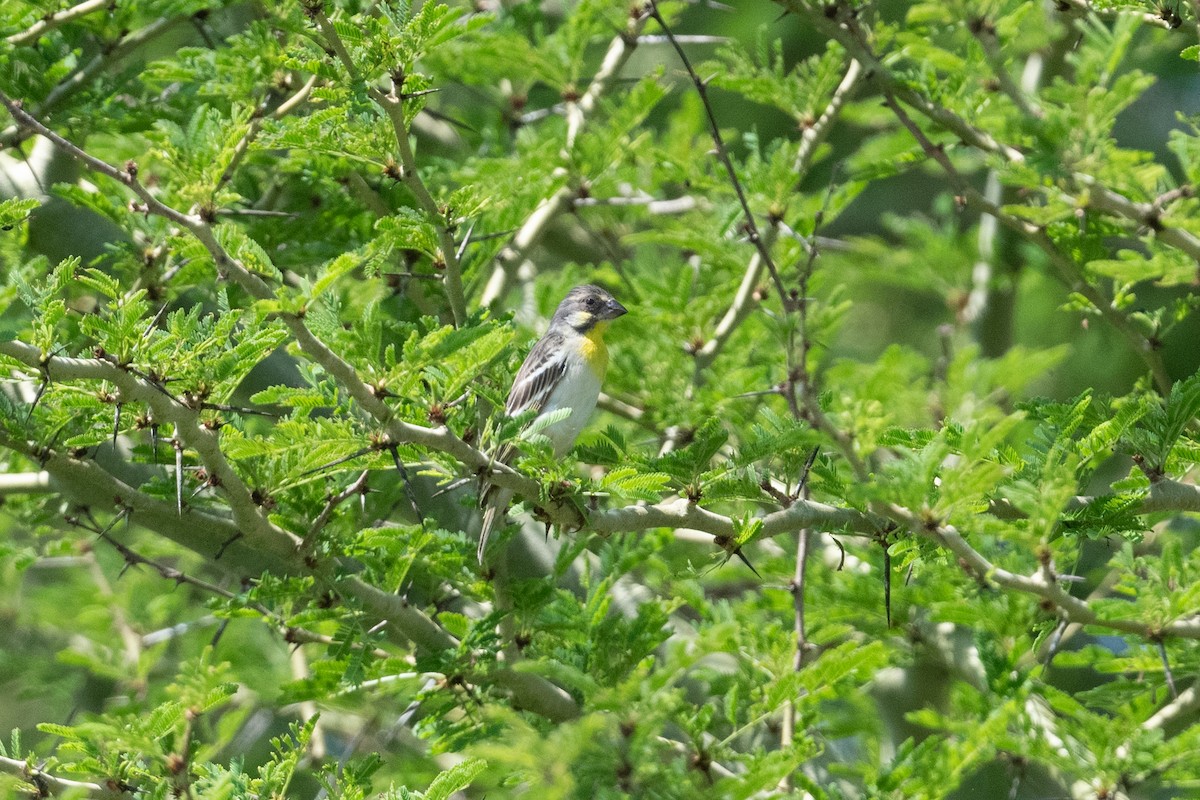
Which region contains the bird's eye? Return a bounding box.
[585,296,598,308]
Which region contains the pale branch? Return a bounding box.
[1141,479,1200,513]
[969,23,1043,120]
[648,0,791,310]
[85,523,392,657]
[0,428,576,716]
[0,89,208,230]
[589,493,881,540]
[885,503,1200,642]
[310,8,467,326]
[217,73,319,190]
[289,649,327,760]
[566,11,650,147]
[0,470,51,493]
[879,92,1173,394]
[0,755,128,800]
[573,194,699,214]
[692,226,776,374]
[0,339,290,553]
[479,14,649,307]
[0,16,183,150]
[0,89,451,503]
[0,344,878,555]
[0,433,295,577]
[1076,175,1200,264]
[693,55,860,375]
[793,57,862,179]
[5,0,110,46]
[1140,678,1200,734]
[478,184,573,308]
[83,549,143,670]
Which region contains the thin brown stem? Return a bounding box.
[311,9,467,325]
[648,1,791,311]
[5,0,110,46]
[0,754,128,799]
[1,17,183,149]
[880,92,1173,393]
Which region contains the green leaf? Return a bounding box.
[0,197,39,229]
[423,756,487,800]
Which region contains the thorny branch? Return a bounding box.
[0,754,129,800]
[648,0,792,311]
[1,16,184,150]
[0,75,578,711]
[782,0,1182,391]
[479,11,651,307]
[879,92,1173,393]
[5,0,110,47]
[311,8,468,326]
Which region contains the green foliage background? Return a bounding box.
[2,1,1200,798]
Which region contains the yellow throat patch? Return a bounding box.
[580,322,609,377]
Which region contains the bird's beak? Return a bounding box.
[605,299,628,319]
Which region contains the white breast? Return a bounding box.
[537,351,602,457]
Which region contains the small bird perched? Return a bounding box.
[478,284,628,564]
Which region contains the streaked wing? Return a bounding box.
[505,330,569,416]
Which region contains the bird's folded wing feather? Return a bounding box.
[505,330,569,416]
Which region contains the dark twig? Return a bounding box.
[388,445,426,524]
[1157,638,1179,699]
[779,446,819,789]
[879,91,1173,394]
[647,1,791,310]
[881,537,892,628]
[305,470,371,548]
[173,438,184,515]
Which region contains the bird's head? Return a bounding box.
[553,284,627,333]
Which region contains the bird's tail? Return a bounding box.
[478,485,514,564]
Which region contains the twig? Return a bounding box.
[648,0,791,310]
[217,73,319,189]
[304,469,370,547]
[793,58,862,179]
[0,754,128,799]
[1140,678,1200,733]
[884,502,1200,642]
[1157,638,1179,699]
[0,470,52,493]
[879,92,1173,394]
[969,21,1043,119]
[479,13,650,307]
[5,0,110,46]
[0,17,182,149]
[478,184,572,307]
[567,11,651,147]
[692,227,775,376]
[311,9,467,326]
[1077,175,1200,265]
[288,650,327,760]
[83,549,143,669]
[573,194,698,214]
